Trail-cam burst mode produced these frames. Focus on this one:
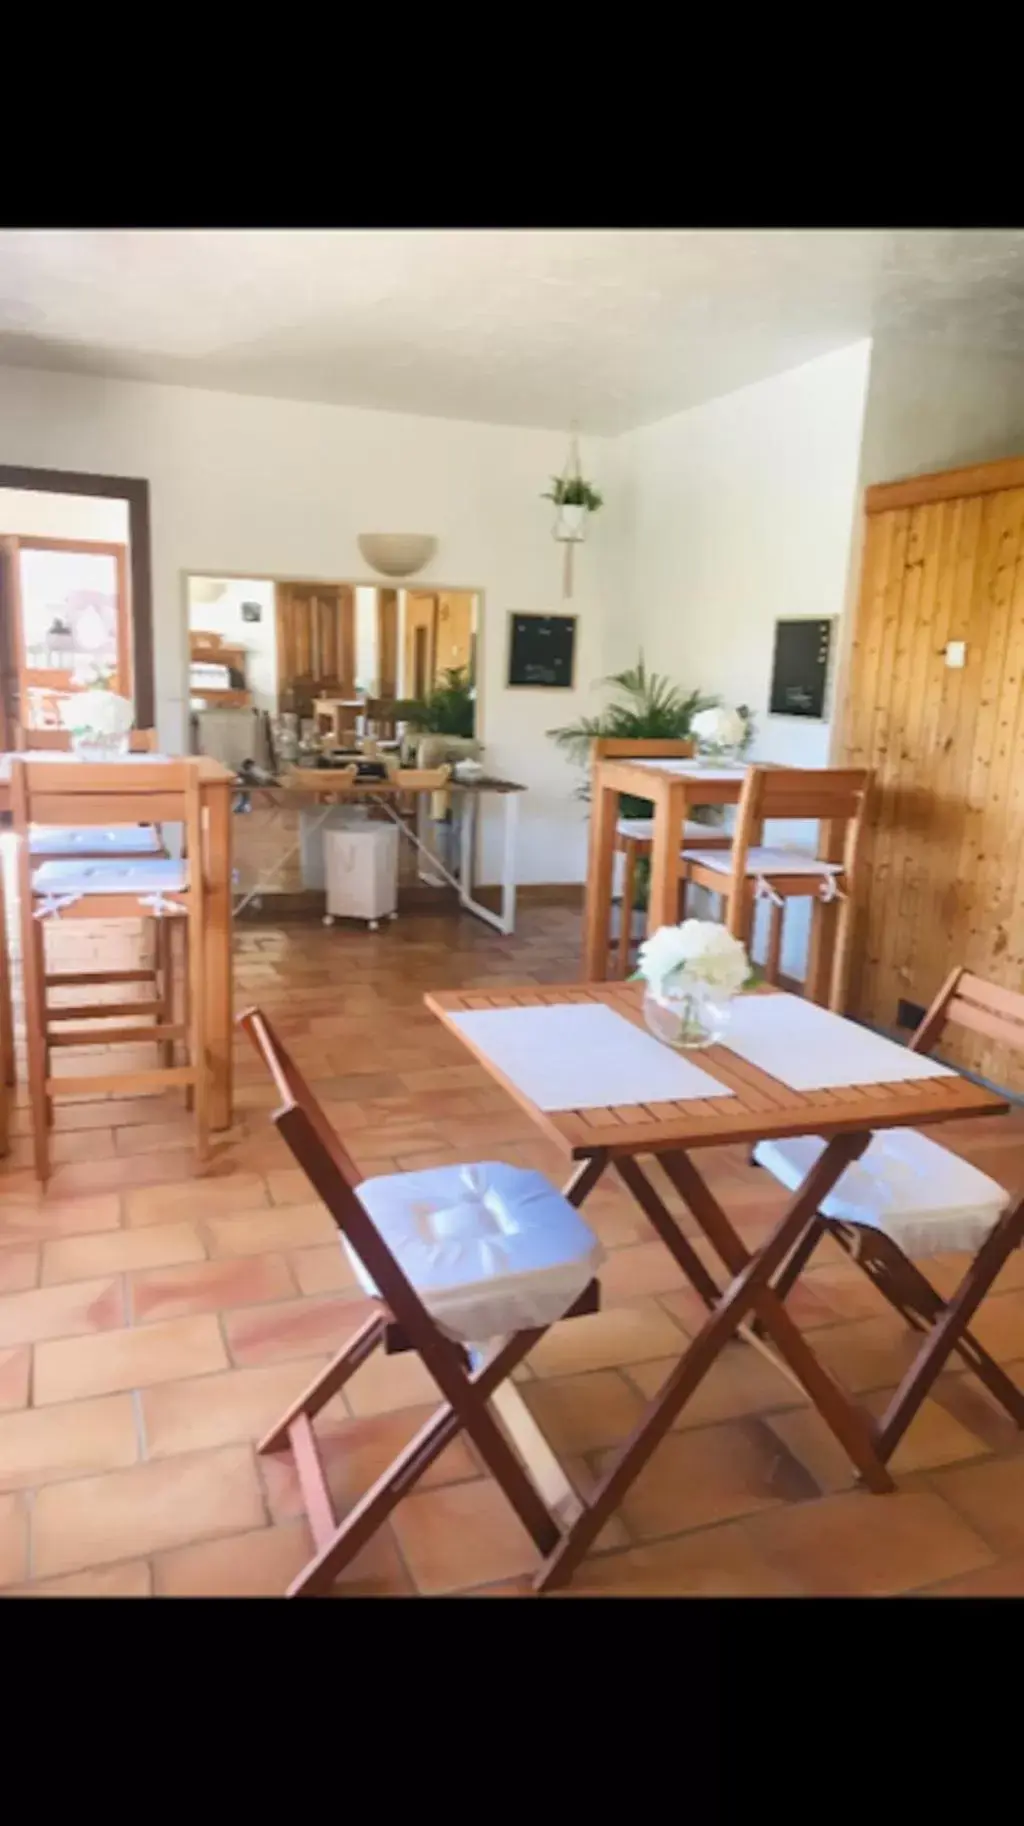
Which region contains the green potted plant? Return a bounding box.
[548,656,733,916]
[388,666,480,768]
[542,474,603,541]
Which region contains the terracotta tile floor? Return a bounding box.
[1,906,1023,1598]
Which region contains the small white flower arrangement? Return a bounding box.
[690,704,749,756]
[636,919,750,997]
[60,661,134,745]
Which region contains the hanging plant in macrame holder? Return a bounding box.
[542,431,603,599]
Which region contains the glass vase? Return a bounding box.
[70,730,131,761]
[642,978,733,1050]
[695,739,740,769]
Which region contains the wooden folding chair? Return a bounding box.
[754,966,1024,1464]
[240,1005,604,1598]
[681,764,872,1009]
[590,738,733,979]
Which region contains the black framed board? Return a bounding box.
[768,617,834,720]
[506,612,577,689]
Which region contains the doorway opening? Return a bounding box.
[0,466,154,746]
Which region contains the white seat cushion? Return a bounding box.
[29,825,162,857]
[31,857,189,896]
[682,845,842,878]
[617,816,729,844]
[753,1129,1009,1258]
[347,1161,604,1343]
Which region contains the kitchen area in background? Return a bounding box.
[186,572,486,914]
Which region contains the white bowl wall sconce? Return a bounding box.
[357,534,438,578]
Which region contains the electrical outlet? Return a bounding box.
[945,641,966,669]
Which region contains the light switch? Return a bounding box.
[945,641,966,669]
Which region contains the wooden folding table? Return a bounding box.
[425,980,1007,1592]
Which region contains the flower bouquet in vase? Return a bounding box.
[635,919,750,1050]
[689,704,749,767]
[59,662,134,759]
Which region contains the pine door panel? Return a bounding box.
[843,469,1024,1088]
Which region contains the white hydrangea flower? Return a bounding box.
[636,920,750,996]
[60,689,134,737]
[690,705,747,749]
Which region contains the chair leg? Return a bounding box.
[181,920,194,1113]
[833,1222,1024,1434]
[828,888,856,1013]
[765,899,785,985]
[186,909,208,1159]
[33,918,54,1132]
[22,914,50,1182]
[156,917,175,1069]
[0,863,15,1091]
[615,841,637,979]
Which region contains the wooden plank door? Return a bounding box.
[377,588,398,700]
[275,582,355,707]
[842,456,1024,1087]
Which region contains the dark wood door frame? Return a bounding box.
[0,464,154,731]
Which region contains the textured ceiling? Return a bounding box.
[0,229,1022,433]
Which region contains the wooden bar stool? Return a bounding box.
[11,758,210,1181]
[7,728,172,1086]
[680,764,872,1009]
[590,738,733,978]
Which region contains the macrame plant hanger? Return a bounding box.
[553,426,586,600]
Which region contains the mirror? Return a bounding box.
[186,574,478,774]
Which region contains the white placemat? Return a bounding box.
[724,994,955,1092]
[0,751,174,778]
[449,1003,736,1112]
[628,759,748,781]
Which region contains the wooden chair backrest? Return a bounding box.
[590,737,696,761]
[362,697,397,740]
[912,968,1024,1058]
[738,765,872,827]
[12,726,158,753]
[238,1006,439,1339]
[714,765,873,913]
[10,759,204,842]
[393,765,451,791]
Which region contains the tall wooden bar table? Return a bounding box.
[584,756,748,981]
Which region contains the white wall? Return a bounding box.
[187,576,278,712]
[858,339,1024,486]
[0,365,615,882]
[620,342,873,974]
[0,486,128,542]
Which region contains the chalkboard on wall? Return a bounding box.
[768,617,834,720]
[507,613,577,689]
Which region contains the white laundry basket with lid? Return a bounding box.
[323,823,399,930]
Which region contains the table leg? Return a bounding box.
[205,782,234,1131]
[647,781,685,935]
[0,858,9,1153]
[500,792,518,937]
[534,1132,892,1593]
[0,852,14,1095]
[583,772,620,980]
[806,816,843,1006]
